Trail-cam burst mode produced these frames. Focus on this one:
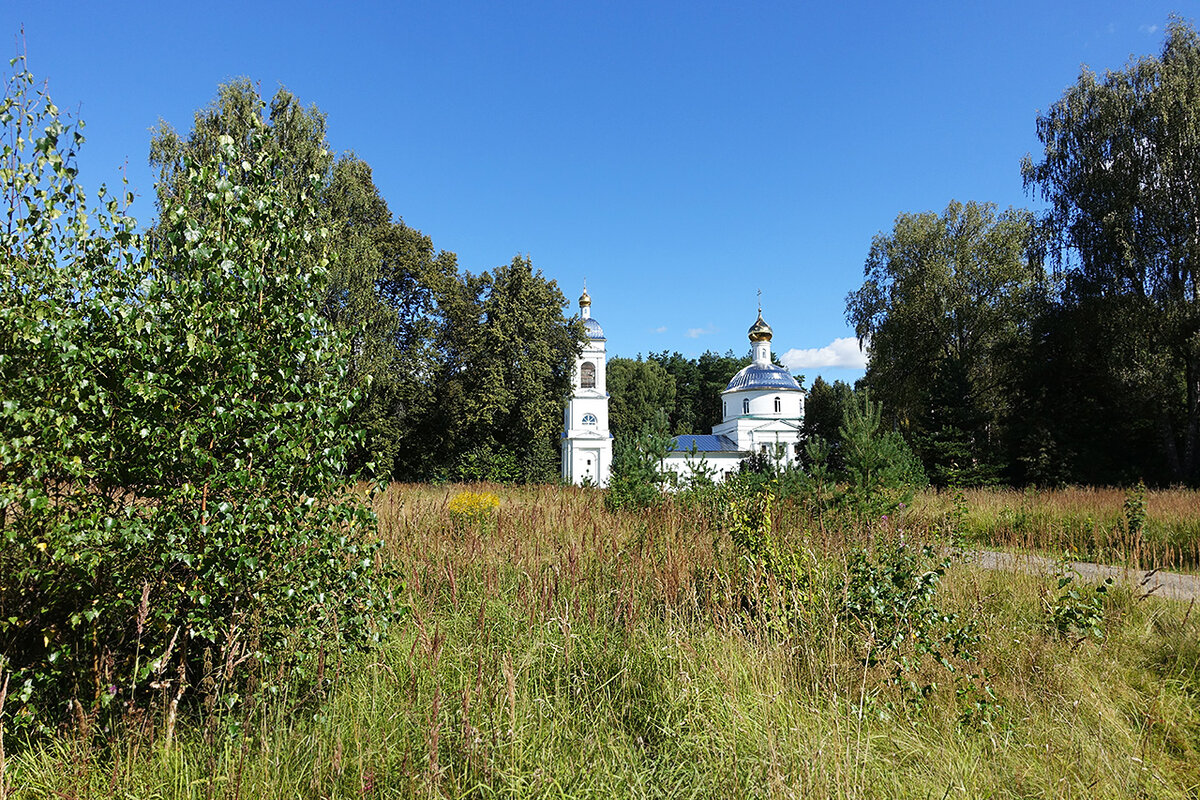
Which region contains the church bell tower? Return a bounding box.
[562,285,613,486]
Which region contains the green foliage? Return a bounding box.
[0,61,395,738]
[1124,480,1148,540]
[800,376,855,469]
[846,200,1040,486]
[646,350,749,435]
[842,542,983,706]
[837,392,927,519]
[1022,18,1200,485]
[151,80,458,480]
[604,409,673,512]
[722,483,811,635]
[797,435,838,516]
[1044,556,1112,641]
[432,257,583,484]
[606,357,676,438]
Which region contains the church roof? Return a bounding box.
[669,434,742,453]
[583,317,605,340]
[723,363,802,393]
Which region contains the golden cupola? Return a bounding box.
[747,311,773,342]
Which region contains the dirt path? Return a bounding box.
[963,549,1200,602]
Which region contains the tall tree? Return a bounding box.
[150,80,455,476]
[431,256,584,483]
[607,357,677,439]
[846,200,1042,485]
[648,350,749,434]
[322,155,458,473]
[1022,18,1200,484]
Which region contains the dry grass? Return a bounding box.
[7,482,1200,798]
[910,486,1200,573]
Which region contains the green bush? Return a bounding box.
[0,60,396,739]
[604,410,673,513]
[838,391,927,519]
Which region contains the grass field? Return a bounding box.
[910,486,1200,573]
[6,483,1200,798]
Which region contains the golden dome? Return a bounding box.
[579,286,591,307]
[748,311,772,342]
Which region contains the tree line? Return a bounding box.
[148,79,584,485]
[845,19,1200,487]
[607,19,1200,489]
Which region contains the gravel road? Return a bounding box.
[962,549,1200,602]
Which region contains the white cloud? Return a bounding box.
[1141,24,1159,34]
[686,324,717,338]
[651,325,667,334]
[779,337,868,370]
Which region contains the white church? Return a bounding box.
[562,288,805,487]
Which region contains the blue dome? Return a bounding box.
[583,317,605,340]
[724,363,802,393]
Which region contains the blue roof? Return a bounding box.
[670,434,743,453]
[583,317,605,340]
[724,363,802,393]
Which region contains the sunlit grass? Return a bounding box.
[911,486,1200,572]
[7,483,1200,798]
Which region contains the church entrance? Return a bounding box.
[580,449,600,484]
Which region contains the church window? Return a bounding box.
[774,396,781,413]
[723,401,727,417]
[581,362,596,388]
[582,413,598,426]
[742,398,750,414]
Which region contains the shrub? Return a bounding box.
[1044,555,1111,641]
[604,410,673,513]
[722,483,812,635]
[841,541,982,705]
[0,60,396,739]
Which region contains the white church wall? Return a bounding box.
[661,451,745,485]
[720,390,803,422]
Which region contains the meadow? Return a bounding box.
[6,483,1200,799]
[911,486,1200,573]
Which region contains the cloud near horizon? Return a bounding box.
[779,337,868,371]
[686,324,718,338]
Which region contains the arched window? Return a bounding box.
[581,361,596,388]
[742,398,750,414]
[582,413,598,426]
[723,401,727,417]
[774,396,781,414]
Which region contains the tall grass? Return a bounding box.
[911,486,1200,572]
[7,483,1200,798]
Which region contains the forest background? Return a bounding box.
[119,18,1200,490]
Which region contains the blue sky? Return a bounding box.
[2,1,1190,385]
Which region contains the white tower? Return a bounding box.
[562,285,613,486]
